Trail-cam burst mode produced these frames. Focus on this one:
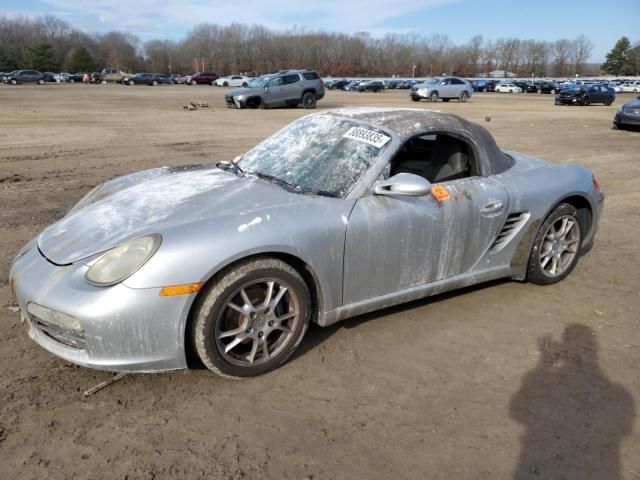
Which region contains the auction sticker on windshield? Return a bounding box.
[343,127,391,148]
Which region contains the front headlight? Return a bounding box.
[418,88,428,94]
[86,234,161,286]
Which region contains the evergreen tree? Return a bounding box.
[601,37,630,75]
[67,46,96,72]
[27,43,59,72]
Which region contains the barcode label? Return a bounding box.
[343,127,391,148]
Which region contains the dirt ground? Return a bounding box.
[0,84,639,480]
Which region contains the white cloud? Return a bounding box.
[37,0,459,38]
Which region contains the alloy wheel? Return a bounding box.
[539,215,581,278]
[215,278,300,367]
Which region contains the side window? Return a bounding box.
[452,78,465,85]
[268,77,283,87]
[441,78,451,85]
[283,74,301,85]
[389,133,477,183]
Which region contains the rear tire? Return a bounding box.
[37,79,44,85]
[459,91,469,102]
[152,80,158,86]
[527,203,583,285]
[302,92,317,109]
[10,79,17,85]
[411,97,420,102]
[191,257,311,378]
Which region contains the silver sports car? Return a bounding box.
[10,108,604,378]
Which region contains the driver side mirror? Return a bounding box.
[374,173,432,197]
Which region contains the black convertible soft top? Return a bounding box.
[327,108,514,175]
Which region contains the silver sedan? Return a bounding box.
[10,108,604,378]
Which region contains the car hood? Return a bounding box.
[227,87,255,97]
[37,165,303,264]
[623,98,640,108]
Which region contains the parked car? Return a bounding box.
[9,107,604,378]
[100,68,132,84]
[484,80,498,92]
[614,96,640,130]
[396,80,412,89]
[170,74,186,84]
[42,72,57,83]
[3,70,45,85]
[189,72,220,85]
[124,73,173,86]
[538,81,560,94]
[495,83,523,93]
[215,75,250,87]
[621,81,640,93]
[225,69,325,109]
[344,80,360,91]
[471,80,487,92]
[410,76,472,102]
[328,79,350,90]
[555,84,615,106]
[358,80,384,92]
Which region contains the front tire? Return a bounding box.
[191,257,311,378]
[527,203,583,285]
[429,91,439,102]
[129,80,135,86]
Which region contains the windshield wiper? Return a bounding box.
[216,161,244,177]
[247,171,339,198]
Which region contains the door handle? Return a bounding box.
[481,201,504,215]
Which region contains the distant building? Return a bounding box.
[485,70,517,78]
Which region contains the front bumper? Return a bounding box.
[410,91,428,100]
[9,243,194,372]
[225,96,245,108]
[556,96,581,105]
[615,111,640,127]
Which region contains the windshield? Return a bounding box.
[248,76,270,88]
[238,114,391,197]
[421,78,440,85]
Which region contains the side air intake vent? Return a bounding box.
[490,212,530,253]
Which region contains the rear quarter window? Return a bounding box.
[283,74,301,84]
[303,72,320,80]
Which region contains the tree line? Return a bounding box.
[1,14,638,77]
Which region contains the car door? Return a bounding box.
[342,136,510,305]
[439,78,453,98]
[263,77,286,106]
[282,74,303,103]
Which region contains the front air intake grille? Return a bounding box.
[490,212,530,253]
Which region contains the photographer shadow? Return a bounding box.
[510,324,635,479]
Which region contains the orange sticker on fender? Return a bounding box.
[431,185,450,202]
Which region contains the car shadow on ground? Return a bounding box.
[509,324,635,479]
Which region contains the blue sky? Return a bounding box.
[1,0,638,61]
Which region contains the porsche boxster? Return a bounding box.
[9,108,604,378]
